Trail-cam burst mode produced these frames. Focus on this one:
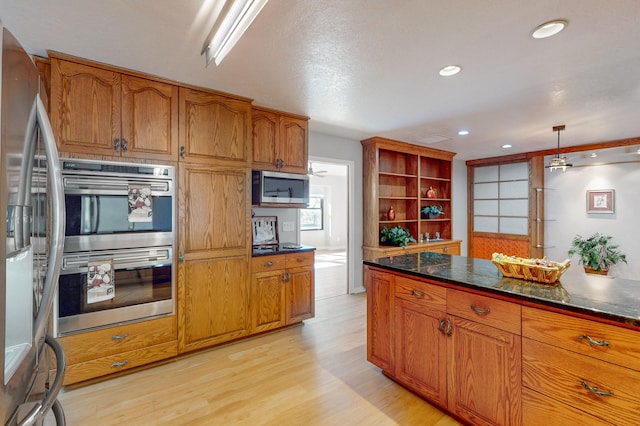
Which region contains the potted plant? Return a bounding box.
[421,204,444,219]
[568,233,627,275]
[380,225,416,248]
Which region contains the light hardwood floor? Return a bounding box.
[315,250,348,299]
[46,293,460,425]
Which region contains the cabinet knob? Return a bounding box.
[264,261,274,267]
[443,246,448,252]
[111,360,129,368]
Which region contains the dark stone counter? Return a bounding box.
[252,244,316,257]
[363,252,640,328]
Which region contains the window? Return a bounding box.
[473,162,529,235]
[300,196,323,231]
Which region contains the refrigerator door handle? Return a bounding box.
[17,335,66,426]
[32,94,66,344]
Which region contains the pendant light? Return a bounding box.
[545,125,573,172]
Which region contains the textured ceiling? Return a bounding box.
[2,0,640,160]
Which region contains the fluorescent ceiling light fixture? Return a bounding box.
[439,65,461,76]
[457,130,470,136]
[202,0,269,66]
[545,125,573,172]
[532,19,567,39]
[502,144,512,149]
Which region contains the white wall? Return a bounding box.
[452,159,468,256]
[308,132,364,293]
[544,161,640,279]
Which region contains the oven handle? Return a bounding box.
[61,251,172,271]
[63,177,172,194]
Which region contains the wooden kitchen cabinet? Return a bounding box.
[363,239,461,260]
[251,251,315,333]
[177,163,252,353]
[522,307,640,425]
[361,137,458,260]
[364,267,394,372]
[252,106,309,174]
[49,53,178,161]
[57,315,177,385]
[178,87,252,165]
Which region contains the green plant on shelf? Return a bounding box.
[568,233,626,274]
[421,204,444,219]
[380,225,416,248]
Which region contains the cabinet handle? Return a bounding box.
[443,246,448,252]
[111,333,129,341]
[111,360,129,368]
[114,138,120,152]
[580,379,614,397]
[122,138,128,152]
[264,261,274,267]
[179,252,184,264]
[180,146,186,159]
[577,334,610,348]
[296,257,305,263]
[411,289,425,298]
[438,318,452,336]
[282,272,290,282]
[470,304,490,316]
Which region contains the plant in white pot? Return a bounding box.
[568,233,627,275]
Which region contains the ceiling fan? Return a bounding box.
[307,162,328,177]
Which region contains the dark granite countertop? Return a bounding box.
[252,244,316,257]
[364,252,640,328]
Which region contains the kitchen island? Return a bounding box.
[364,252,640,426]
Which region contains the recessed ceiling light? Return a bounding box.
[457,130,470,136]
[439,65,461,77]
[531,19,568,39]
[590,152,597,158]
[502,144,512,149]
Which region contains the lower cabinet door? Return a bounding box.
[394,298,447,407]
[285,265,314,324]
[447,316,522,426]
[252,270,286,333]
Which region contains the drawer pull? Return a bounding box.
[577,334,610,348]
[580,379,614,397]
[438,318,452,336]
[264,261,274,267]
[111,360,129,368]
[470,304,491,316]
[411,290,425,298]
[296,257,305,262]
[112,333,129,341]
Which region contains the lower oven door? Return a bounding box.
[57,246,174,335]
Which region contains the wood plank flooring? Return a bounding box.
[46,293,460,425]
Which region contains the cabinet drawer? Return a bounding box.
[447,288,521,335]
[522,338,640,425]
[522,306,640,371]
[285,251,314,268]
[394,276,446,311]
[252,254,286,273]
[58,315,177,364]
[63,340,177,385]
[522,387,610,426]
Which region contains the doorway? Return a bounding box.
[300,158,352,299]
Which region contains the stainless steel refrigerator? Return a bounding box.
[0,25,66,425]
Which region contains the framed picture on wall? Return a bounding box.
[587,189,615,214]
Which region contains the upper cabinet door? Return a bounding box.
[121,75,179,161]
[50,59,121,156]
[178,87,251,165]
[279,115,308,174]
[252,108,279,169]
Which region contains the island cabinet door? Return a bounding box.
[394,298,447,407]
[447,315,522,426]
[365,268,394,372]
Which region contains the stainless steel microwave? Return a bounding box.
[252,170,309,205]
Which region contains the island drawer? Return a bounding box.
[394,276,446,311]
[58,315,177,364]
[285,251,314,268]
[447,288,521,335]
[522,338,640,425]
[522,306,640,371]
[252,255,286,273]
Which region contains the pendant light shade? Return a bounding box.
[545,125,573,172]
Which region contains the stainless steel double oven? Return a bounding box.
[56,158,175,336]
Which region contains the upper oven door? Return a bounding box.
[62,161,175,252]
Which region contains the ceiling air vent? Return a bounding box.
[417,135,451,145]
